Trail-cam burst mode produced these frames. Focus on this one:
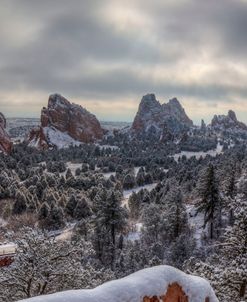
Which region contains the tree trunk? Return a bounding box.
[240,281,246,298]
[209,221,214,240]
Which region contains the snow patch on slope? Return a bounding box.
[43,127,82,149]
[173,142,223,161]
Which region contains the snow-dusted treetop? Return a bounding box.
[19,265,218,302]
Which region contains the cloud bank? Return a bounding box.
[0,0,247,123]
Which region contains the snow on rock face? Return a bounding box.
[27,94,104,149]
[19,265,218,302]
[0,112,13,154]
[210,110,247,131]
[131,94,193,139]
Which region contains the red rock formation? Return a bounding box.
[0,255,14,267]
[28,127,49,149]
[0,112,13,154]
[143,283,211,302]
[27,94,104,149]
[144,283,189,302]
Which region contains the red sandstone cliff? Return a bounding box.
[0,112,13,154]
[27,94,104,149]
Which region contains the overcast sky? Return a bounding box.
[1,0,247,124]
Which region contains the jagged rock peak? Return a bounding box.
[140,93,159,104]
[227,110,237,122]
[27,94,104,149]
[164,97,193,126]
[0,112,12,154]
[46,93,71,112]
[131,94,193,138]
[168,97,182,107]
[211,110,247,131]
[0,112,7,129]
[201,119,206,131]
[138,93,161,110]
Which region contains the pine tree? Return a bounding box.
[221,162,237,225]
[12,191,27,215]
[136,167,145,186]
[123,174,135,189]
[38,202,50,221]
[196,164,221,239]
[128,191,141,219]
[46,206,65,230]
[163,189,188,241]
[141,203,166,245]
[93,189,128,266]
[186,184,247,301]
[73,197,92,220]
[65,195,78,217]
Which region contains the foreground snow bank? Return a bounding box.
[19,265,218,302]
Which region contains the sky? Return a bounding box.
[1,0,247,124]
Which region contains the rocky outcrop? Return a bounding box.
[0,256,14,267]
[0,112,13,154]
[131,94,193,140]
[18,265,218,302]
[210,110,247,131]
[143,283,189,302]
[27,94,104,149]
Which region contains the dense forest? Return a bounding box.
[0,136,246,301]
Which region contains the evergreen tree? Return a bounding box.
[93,189,128,266]
[46,206,65,230]
[74,197,92,220]
[12,191,27,215]
[123,174,135,189]
[186,186,247,301]
[163,189,188,241]
[65,195,78,217]
[196,164,221,239]
[136,167,145,186]
[38,202,50,221]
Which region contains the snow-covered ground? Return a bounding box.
[19,265,219,302]
[103,167,142,180]
[186,204,205,248]
[172,142,223,161]
[62,162,83,176]
[0,217,7,227]
[44,127,82,149]
[0,243,16,256]
[123,183,157,200]
[122,183,157,209]
[96,144,119,151]
[102,171,116,179]
[122,183,157,241]
[127,222,143,241]
[55,224,75,241]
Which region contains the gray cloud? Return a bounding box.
[0,0,247,122]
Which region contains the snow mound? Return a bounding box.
[19,265,218,302]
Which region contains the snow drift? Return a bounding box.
[19,265,218,302]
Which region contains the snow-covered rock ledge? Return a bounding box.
[19,265,218,302]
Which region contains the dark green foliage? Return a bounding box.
[196,164,221,239]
